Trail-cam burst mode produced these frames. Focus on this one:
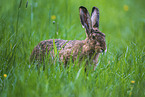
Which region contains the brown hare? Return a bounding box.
[30,6,107,70]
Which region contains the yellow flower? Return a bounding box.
[129,92,132,96]
[108,61,110,64]
[123,5,129,11]
[131,80,135,84]
[51,15,56,20]
[4,74,7,78]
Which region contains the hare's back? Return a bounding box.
[30,39,68,62]
[37,39,68,51]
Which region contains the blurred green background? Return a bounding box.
[0,0,145,97]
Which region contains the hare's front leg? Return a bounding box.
[93,53,100,70]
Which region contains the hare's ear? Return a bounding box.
[91,7,99,29]
[79,6,92,36]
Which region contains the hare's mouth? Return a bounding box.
[98,48,107,53]
[100,49,104,53]
[96,49,103,53]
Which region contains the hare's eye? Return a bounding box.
[92,36,95,39]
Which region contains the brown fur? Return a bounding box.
[30,6,107,69]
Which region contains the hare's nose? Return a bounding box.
[105,47,107,53]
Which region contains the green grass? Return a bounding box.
[0,0,145,97]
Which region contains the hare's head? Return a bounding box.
[79,6,107,53]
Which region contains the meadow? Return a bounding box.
[0,0,145,97]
